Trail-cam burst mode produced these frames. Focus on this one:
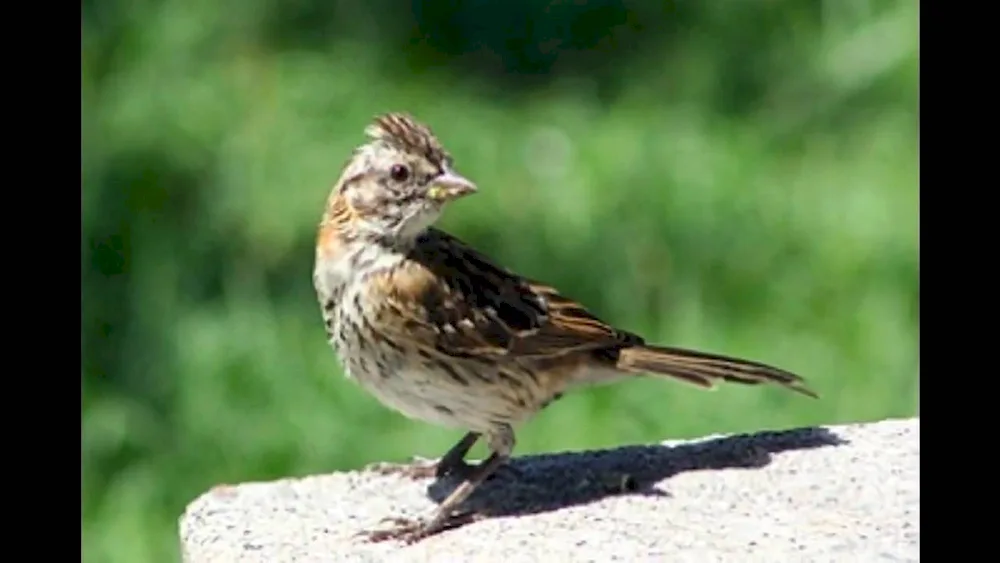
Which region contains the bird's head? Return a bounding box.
[323,113,477,247]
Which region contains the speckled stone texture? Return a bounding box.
[180,418,918,562]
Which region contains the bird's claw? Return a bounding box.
[358,511,483,544]
[364,457,439,480]
[356,516,431,544]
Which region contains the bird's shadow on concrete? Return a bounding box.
[425,426,847,524]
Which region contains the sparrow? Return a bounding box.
[312,112,817,544]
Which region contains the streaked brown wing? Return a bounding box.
[396,228,644,360]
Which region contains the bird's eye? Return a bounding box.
[389,164,410,182]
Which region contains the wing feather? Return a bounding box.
[370,228,642,361]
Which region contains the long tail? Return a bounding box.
[616,344,818,398]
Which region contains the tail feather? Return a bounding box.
[616,344,818,398]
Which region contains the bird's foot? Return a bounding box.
[357,511,484,544]
[366,456,523,482]
[364,456,441,480]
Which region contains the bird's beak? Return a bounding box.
[428,170,477,202]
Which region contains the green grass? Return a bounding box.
[83,1,918,561]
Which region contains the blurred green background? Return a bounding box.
[82,0,918,561]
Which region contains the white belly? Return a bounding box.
[356,366,481,428]
[320,258,537,431]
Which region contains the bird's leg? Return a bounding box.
[366,432,480,480]
[434,431,481,478]
[360,425,514,544]
[363,451,507,543]
[436,431,522,481]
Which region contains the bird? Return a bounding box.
[313,112,817,544]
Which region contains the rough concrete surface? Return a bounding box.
[180,418,918,562]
